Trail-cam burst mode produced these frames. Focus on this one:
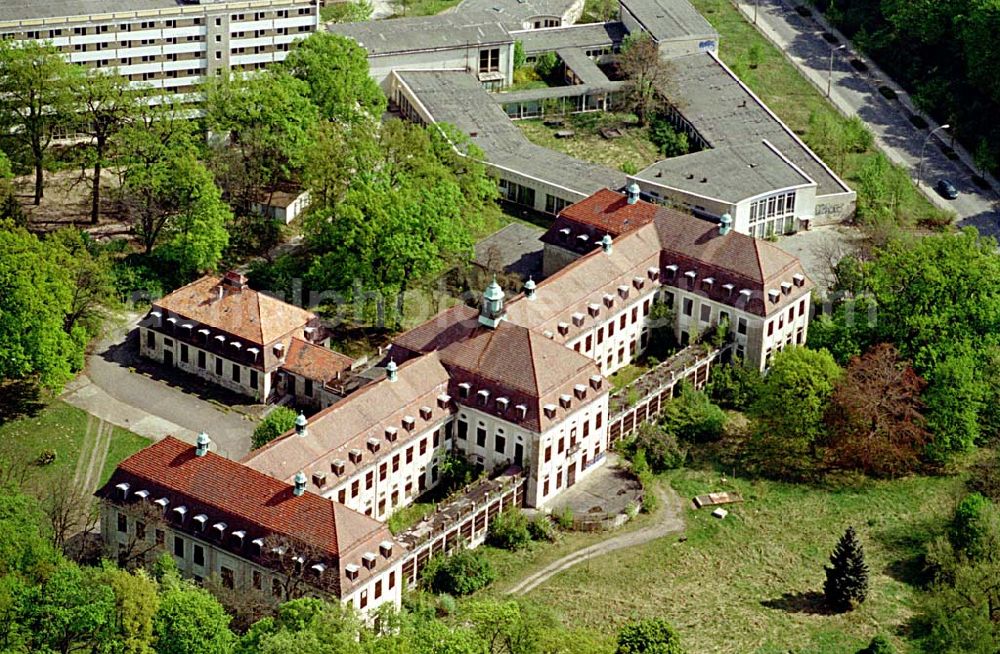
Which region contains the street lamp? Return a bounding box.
[827,44,846,97]
[918,124,950,188]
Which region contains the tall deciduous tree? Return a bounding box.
[824,526,869,611]
[153,577,235,654]
[0,225,84,391]
[48,229,119,338]
[825,343,928,477]
[204,71,318,215]
[281,32,385,122]
[748,347,842,479]
[0,41,77,204]
[75,70,139,224]
[619,33,673,126]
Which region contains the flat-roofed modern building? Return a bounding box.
[0,0,319,98]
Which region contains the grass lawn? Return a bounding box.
[511,468,961,653]
[390,0,462,17]
[688,0,946,225]
[0,400,149,490]
[517,113,663,173]
[609,364,647,393]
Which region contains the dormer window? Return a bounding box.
[477,390,490,405]
[768,289,780,303]
[115,482,130,499]
[331,460,346,475]
[557,322,570,335]
[603,293,615,308]
[437,394,451,407]
[154,497,169,509]
[543,404,557,419]
[193,514,208,530]
[590,375,603,390]
[571,312,585,327]
[559,395,572,409]
[215,334,226,345]
[458,383,471,398]
[559,227,571,241]
[252,537,265,554]
[647,267,659,281]
[577,234,590,245]
[420,406,433,420]
[367,437,381,453]
[212,522,227,538]
[172,506,188,519]
[384,427,398,442]
[198,328,210,340]
[588,303,600,318]
[702,277,715,289]
[273,343,285,358]
[345,564,360,580]
[723,283,735,295]
[793,273,806,287]
[633,276,645,290]
[618,285,630,299]
[664,264,678,277]
[379,541,394,558]
[362,552,377,570]
[349,449,363,464]
[496,397,509,412]
[739,289,752,301]
[574,384,587,400]
[516,404,528,419]
[231,530,246,547]
[311,563,326,575]
[781,281,793,294]
[402,416,416,431]
[684,271,697,286]
[134,489,150,500]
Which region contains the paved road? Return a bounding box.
[506,485,685,595]
[62,316,254,459]
[735,0,1000,238]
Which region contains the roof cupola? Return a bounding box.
[601,234,613,254]
[524,277,537,300]
[626,181,640,205]
[719,213,733,236]
[293,471,307,496]
[195,432,211,457]
[295,412,308,437]
[479,276,506,328]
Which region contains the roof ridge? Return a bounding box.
[527,326,541,395]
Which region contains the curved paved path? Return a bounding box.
[507,485,685,596]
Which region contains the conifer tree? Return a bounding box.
[824,526,869,611]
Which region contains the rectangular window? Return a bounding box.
[738,317,748,335]
[585,335,593,351]
[146,330,155,348]
[700,304,711,322]
[558,437,565,454]
[173,536,184,558]
[193,544,204,566]
[478,47,500,73]
[720,311,730,325]
[380,463,387,481]
[476,426,486,447]
[683,298,693,317]
[597,327,604,345]
[197,350,206,369]
[250,369,258,390]
[304,378,313,396]
[608,321,615,337]
[631,307,638,323]
[136,520,146,541]
[544,445,551,463]
[664,291,675,308]
[620,314,626,329]
[375,579,382,599]
[215,357,222,375]
[360,590,368,609]
[595,412,603,429]
[392,454,400,472]
[419,438,427,455]
[272,578,282,598]
[494,434,506,454]
[117,513,127,533]
[221,567,234,589]
[767,321,774,337]
[365,471,374,490]
[458,419,468,440]
[351,480,359,497]
[389,571,396,589]
[338,489,347,504]
[252,570,262,590]
[799,299,806,317]
[155,529,165,547]
[232,364,240,383]
[406,446,413,464]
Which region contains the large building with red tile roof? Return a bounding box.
[140,271,353,408]
[97,436,403,615]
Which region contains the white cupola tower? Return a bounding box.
[479,277,506,328]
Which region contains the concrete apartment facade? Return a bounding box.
[0,0,319,97]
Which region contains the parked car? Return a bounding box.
[935,179,958,200]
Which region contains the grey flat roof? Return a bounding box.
[667,52,850,196]
[634,140,814,203]
[619,0,717,42]
[397,69,622,196]
[495,79,624,103]
[457,0,578,25]
[557,47,610,84]
[0,0,180,22]
[513,22,627,53]
[327,14,512,55]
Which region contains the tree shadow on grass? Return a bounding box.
[0,379,45,426]
[761,591,836,615]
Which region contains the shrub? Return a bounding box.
[823,526,869,611]
[252,407,299,449]
[949,493,1000,561]
[649,115,690,157]
[534,51,558,79]
[421,549,496,596]
[555,507,574,530]
[706,360,763,411]
[634,422,686,472]
[486,510,531,551]
[35,449,56,466]
[968,452,1000,503]
[857,634,895,654]
[616,618,684,654]
[527,516,557,542]
[659,382,726,444]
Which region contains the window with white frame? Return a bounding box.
[748,191,796,238]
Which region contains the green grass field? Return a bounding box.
[517,113,663,174]
[688,0,945,225]
[506,468,960,653]
[0,400,149,491]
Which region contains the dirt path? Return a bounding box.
[72,414,112,496]
[506,485,686,596]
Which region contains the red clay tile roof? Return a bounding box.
[97,437,389,559]
[557,188,658,235]
[153,275,316,347]
[391,304,480,358]
[281,338,354,384]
